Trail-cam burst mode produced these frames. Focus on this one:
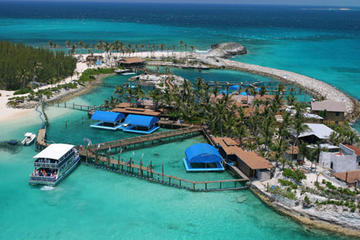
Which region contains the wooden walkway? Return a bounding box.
[34,122,249,192]
[89,126,203,153]
[79,148,248,192]
[52,102,109,112]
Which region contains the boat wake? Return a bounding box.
[40,186,55,191]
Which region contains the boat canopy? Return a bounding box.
[124,114,159,128]
[185,143,223,163]
[91,111,125,123]
[33,144,74,160]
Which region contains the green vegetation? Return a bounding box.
[14,88,33,95]
[269,185,297,200]
[282,168,306,182]
[303,195,311,205]
[328,122,360,145]
[78,68,114,84]
[0,41,76,90]
[279,179,298,189]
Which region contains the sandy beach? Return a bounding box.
[1,49,359,123]
[0,62,89,123]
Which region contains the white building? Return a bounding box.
[319,144,360,173]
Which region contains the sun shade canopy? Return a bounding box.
[185,143,223,163]
[124,114,159,128]
[91,111,125,123]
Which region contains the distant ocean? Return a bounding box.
[1,2,359,99]
[0,3,360,240]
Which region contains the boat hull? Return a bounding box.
[29,156,80,186]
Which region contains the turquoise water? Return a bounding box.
[0,74,354,240]
[1,3,360,239]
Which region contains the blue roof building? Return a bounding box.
[229,85,240,91]
[90,111,125,131]
[183,143,225,172]
[120,114,160,134]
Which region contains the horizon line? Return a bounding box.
[0,1,358,8]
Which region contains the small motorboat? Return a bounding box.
[121,72,136,76]
[114,69,131,74]
[7,140,18,145]
[21,132,36,146]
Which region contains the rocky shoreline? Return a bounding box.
[96,42,358,118]
[250,182,360,238]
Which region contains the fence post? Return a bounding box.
[140,160,143,177]
[86,146,88,164]
[118,154,120,171]
[161,163,164,183]
[205,183,208,191]
[149,161,153,178]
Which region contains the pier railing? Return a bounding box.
[52,102,109,112]
[79,147,248,192]
[89,126,203,153]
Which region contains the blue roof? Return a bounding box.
[124,114,159,128]
[229,85,240,91]
[240,92,248,96]
[185,143,223,163]
[91,111,124,123]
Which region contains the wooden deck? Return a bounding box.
[111,107,161,117]
[36,128,49,150]
[35,122,249,192]
[228,165,249,181]
[79,148,248,192]
[89,126,203,153]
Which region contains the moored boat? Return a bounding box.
[21,132,36,146]
[114,68,131,74]
[29,144,80,186]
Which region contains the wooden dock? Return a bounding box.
[111,107,161,117]
[52,102,109,112]
[34,120,249,192]
[89,126,203,154]
[79,147,248,192]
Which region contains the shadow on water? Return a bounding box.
[0,141,23,154]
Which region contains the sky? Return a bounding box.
[0,0,359,6]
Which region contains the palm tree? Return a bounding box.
[48,40,53,49]
[65,41,71,49]
[259,86,266,96]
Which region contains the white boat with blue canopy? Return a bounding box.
[29,144,80,186]
[183,143,225,172]
[119,114,160,134]
[90,111,125,130]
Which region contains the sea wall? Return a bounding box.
[250,182,360,238]
[198,56,355,116]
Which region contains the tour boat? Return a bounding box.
[29,144,80,186]
[21,132,36,146]
[114,69,131,74]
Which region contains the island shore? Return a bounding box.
[0,62,109,123]
[250,183,360,238]
[1,45,359,122]
[77,49,359,118]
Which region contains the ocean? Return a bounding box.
[0,2,359,239]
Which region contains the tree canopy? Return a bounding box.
[0,41,76,90]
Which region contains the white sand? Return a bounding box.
[0,62,89,124]
[1,50,356,123]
